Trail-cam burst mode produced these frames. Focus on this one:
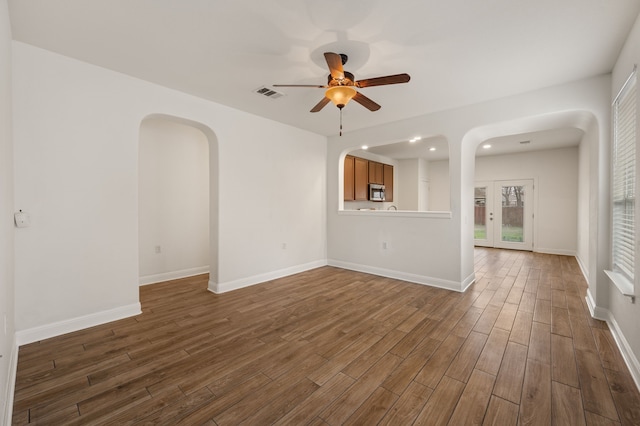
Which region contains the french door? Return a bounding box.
[474,180,533,251]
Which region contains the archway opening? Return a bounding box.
[339,135,450,212]
[461,110,598,276]
[138,114,219,287]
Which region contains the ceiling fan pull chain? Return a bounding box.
[339,107,343,136]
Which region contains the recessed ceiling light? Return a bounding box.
[361,145,368,150]
[429,147,436,151]
[483,144,492,149]
[409,136,422,143]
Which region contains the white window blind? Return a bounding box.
[612,68,637,283]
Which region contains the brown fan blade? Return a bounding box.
[353,92,381,111]
[356,73,411,88]
[310,97,331,113]
[273,84,326,88]
[324,52,345,80]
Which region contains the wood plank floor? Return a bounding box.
[12,248,640,425]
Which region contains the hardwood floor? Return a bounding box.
[12,248,640,425]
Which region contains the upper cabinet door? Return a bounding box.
[344,155,355,201]
[368,161,384,184]
[354,157,369,200]
[383,164,393,202]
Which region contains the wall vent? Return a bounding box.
[255,86,285,99]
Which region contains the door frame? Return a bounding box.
[474,179,535,251]
[474,181,494,247]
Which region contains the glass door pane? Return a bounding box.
[500,185,525,242]
[493,180,533,251]
[475,186,487,240]
[474,183,493,247]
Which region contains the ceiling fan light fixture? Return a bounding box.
[326,85,357,108]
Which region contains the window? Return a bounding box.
[609,67,637,295]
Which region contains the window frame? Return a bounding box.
[607,66,637,297]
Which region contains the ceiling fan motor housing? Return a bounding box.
[327,71,355,86]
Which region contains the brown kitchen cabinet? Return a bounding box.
[344,155,393,202]
[354,157,369,200]
[344,155,355,200]
[368,161,384,184]
[383,164,394,202]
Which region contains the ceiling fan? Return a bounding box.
[274,52,410,134]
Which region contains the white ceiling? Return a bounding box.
[7,0,640,137]
[359,126,583,161]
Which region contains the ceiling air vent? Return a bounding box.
[255,86,284,99]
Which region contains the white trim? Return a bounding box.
[337,210,452,219]
[15,303,141,346]
[461,272,476,292]
[604,311,640,391]
[209,260,327,294]
[575,255,590,285]
[612,65,637,105]
[534,248,577,257]
[327,259,468,292]
[604,269,636,298]
[585,290,640,392]
[3,335,18,426]
[139,266,209,286]
[585,289,608,319]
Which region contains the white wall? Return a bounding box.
[12,42,327,340]
[474,147,579,255]
[395,158,432,211]
[601,11,640,386]
[0,0,14,422]
[328,76,610,293]
[138,117,210,284]
[397,159,420,211]
[576,124,594,275]
[427,160,450,211]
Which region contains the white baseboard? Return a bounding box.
[575,254,590,285]
[139,266,209,286]
[585,289,609,319]
[604,311,640,391]
[585,289,640,392]
[535,248,577,257]
[461,272,476,292]
[327,259,467,292]
[15,303,141,347]
[3,335,18,426]
[209,260,327,294]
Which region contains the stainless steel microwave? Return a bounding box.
[369,184,385,201]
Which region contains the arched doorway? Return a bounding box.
[138,114,219,287]
[461,110,598,279]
